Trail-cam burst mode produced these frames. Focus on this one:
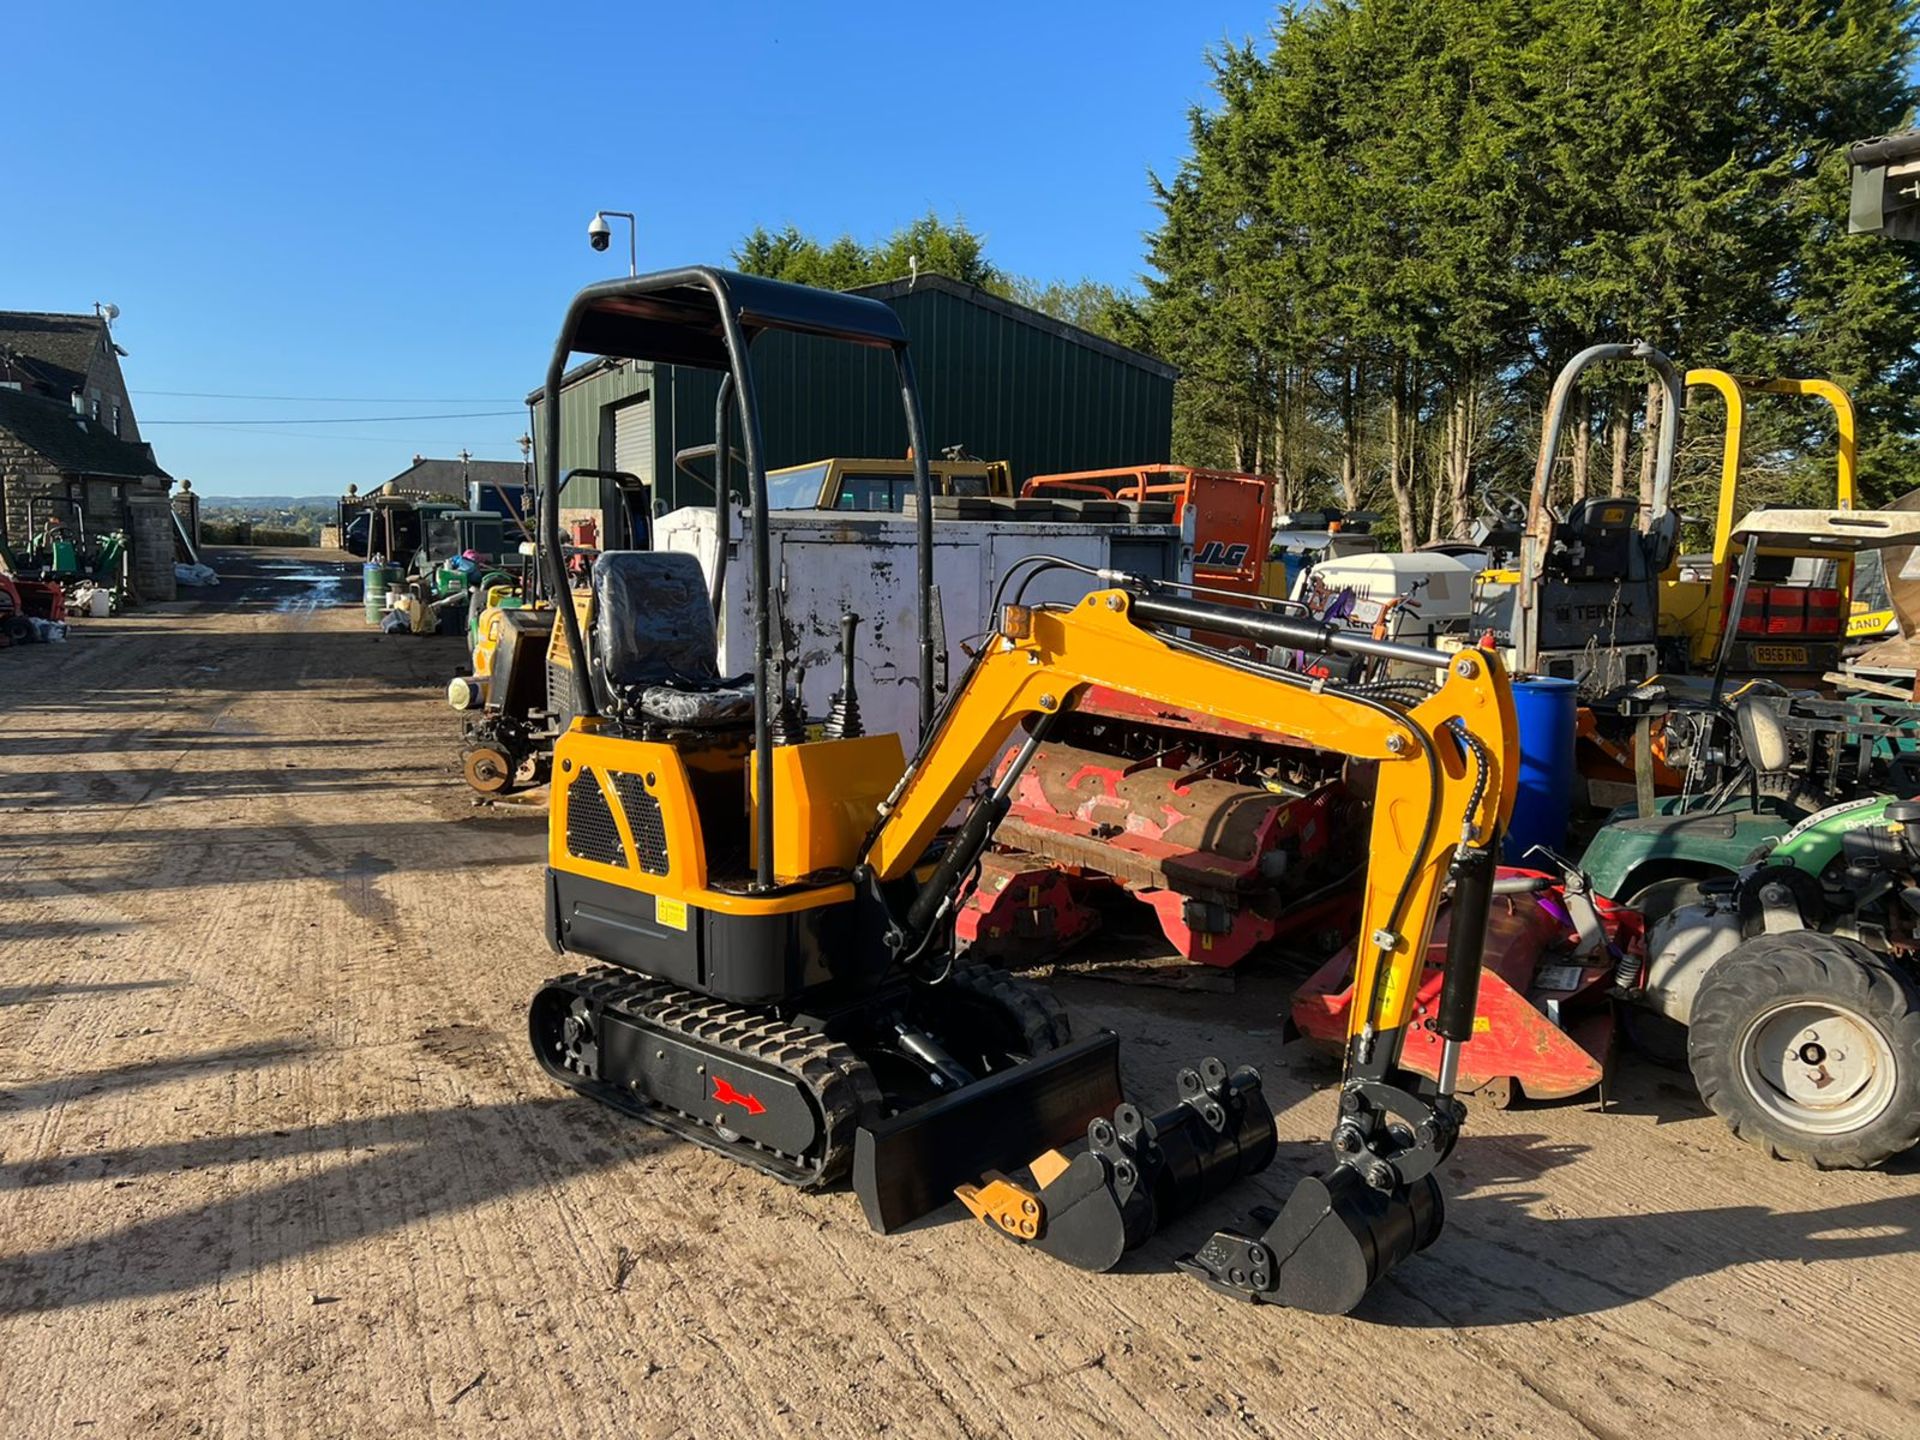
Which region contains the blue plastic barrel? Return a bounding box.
[1503,676,1579,864]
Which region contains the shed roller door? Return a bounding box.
[613,396,653,495]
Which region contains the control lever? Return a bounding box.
[1522,844,1605,957]
[768,586,806,746]
[825,612,864,740]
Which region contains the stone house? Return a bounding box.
[0,311,176,601]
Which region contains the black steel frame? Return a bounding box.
[1516,339,1684,674]
[540,266,935,892]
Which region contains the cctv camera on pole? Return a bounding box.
[588,210,637,275]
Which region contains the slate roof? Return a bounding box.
[374,457,526,499]
[0,312,110,396]
[0,386,169,480]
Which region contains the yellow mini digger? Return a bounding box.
[527,268,1518,1314]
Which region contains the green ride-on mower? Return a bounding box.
[1581,508,1920,1168]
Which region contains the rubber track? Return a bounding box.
[538,967,880,1187]
[947,960,1072,1054]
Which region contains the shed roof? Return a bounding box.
[850,274,1177,380]
[0,386,168,480]
[374,456,525,499]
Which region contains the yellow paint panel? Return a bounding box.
[550,722,852,917]
[750,734,906,882]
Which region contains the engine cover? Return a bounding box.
[1643,895,1743,1024]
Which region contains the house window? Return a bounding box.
[112,403,121,436]
[91,396,100,421]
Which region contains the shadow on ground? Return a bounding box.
[0,1040,311,1115]
[0,978,174,1007]
[0,1092,654,1315]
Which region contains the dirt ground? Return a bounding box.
[2,547,1916,1439]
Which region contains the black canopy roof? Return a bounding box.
[557,267,908,373]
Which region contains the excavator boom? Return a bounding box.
[860,581,1517,1311]
[866,589,1515,1045]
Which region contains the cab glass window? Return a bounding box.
[767,463,831,510]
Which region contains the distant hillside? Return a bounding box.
[194,494,338,508]
[197,495,337,546]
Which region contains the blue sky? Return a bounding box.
[5,2,1275,497]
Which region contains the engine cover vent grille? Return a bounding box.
[566,768,627,868]
[610,772,669,875]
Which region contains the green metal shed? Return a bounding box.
[528,273,1176,518]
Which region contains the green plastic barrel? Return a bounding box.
[363,563,397,624]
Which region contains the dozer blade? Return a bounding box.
[853,1031,1123,1234]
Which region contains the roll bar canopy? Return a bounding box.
[1709,507,1920,704]
[563,270,908,368]
[1515,340,1684,674]
[539,266,933,893]
[1728,508,1920,554]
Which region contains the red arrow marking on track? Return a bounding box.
[712,1076,766,1116]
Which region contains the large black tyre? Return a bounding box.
[1688,931,1920,1169]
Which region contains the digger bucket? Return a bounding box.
[852,1031,1124,1233]
[1180,1164,1445,1316]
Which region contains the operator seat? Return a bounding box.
[588,551,754,729]
[1734,696,1792,778]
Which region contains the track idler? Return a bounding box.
[957,1057,1277,1272]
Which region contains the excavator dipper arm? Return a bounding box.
[861,586,1518,1313]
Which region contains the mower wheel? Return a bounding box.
[463,744,517,795]
[1688,931,1920,1169]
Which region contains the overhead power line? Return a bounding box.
[145,410,523,426]
[168,423,472,444]
[133,389,525,403]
